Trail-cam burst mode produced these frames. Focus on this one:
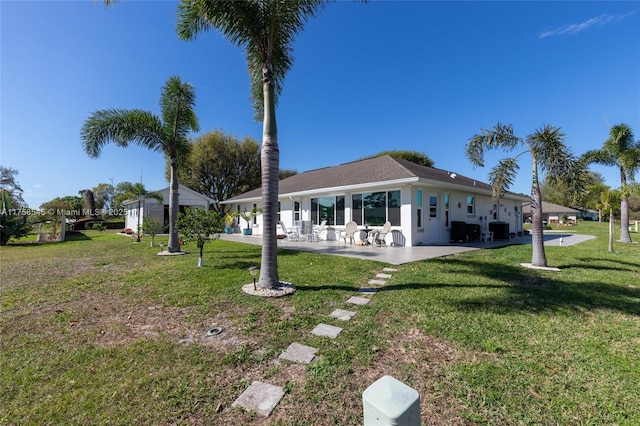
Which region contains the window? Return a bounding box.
[277,202,281,222]
[429,195,437,218]
[416,189,423,228]
[294,201,300,221]
[388,190,401,225]
[351,190,401,226]
[444,193,450,227]
[310,196,345,226]
[352,194,363,225]
[253,203,257,225]
[466,196,475,216]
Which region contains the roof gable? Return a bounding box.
[122,184,215,206]
[521,201,580,214]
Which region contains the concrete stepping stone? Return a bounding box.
[311,323,343,339]
[346,296,370,306]
[278,342,318,364]
[383,267,398,272]
[376,273,393,279]
[330,308,357,321]
[368,279,387,285]
[232,381,284,417]
[359,287,379,294]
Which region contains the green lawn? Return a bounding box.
[1,223,639,425]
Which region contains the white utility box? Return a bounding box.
[362,375,420,425]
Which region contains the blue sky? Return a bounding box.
[2,1,639,208]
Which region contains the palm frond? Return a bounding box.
[605,123,635,155]
[80,109,164,158]
[488,158,519,199]
[160,76,200,157]
[177,0,328,120]
[529,124,589,204]
[528,124,569,175]
[580,148,616,167]
[466,122,522,167]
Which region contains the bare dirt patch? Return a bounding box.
[361,327,474,425]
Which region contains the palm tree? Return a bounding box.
[466,123,585,268]
[581,123,640,243]
[177,0,329,289]
[81,76,199,252]
[596,188,620,253]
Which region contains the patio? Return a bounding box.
[218,232,593,265]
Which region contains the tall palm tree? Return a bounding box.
[581,123,640,243]
[81,76,199,252]
[596,188,620,253]
[466,123,585,268]
[177,0,329,289]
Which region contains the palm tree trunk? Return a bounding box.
[257,72,280,289]
[608,207,615,252]
[168,159,181,252]
[619,172,632,242]
[618,166,633,244]
[530,161,548,267]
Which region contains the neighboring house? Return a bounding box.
[574,207,599,221]
[222,155,529,246]
[122,184,215,232]
[521,201,580,224]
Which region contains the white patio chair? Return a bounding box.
[371,221,391,246]
[340,221,358,245]
[301,220,314,242]
[312,220,327,241]
[278,221,299,242]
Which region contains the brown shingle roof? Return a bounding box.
[223,155,525,203]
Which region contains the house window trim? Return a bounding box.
[350,190,402,226]
[466,195,475,217]
[416,189,423,229]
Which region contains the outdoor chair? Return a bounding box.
[278,221,299,242]
[312,220,327,241]
[301,220,314,242]
[371,221,391,246]
[340,221,358,245]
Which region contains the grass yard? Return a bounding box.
[1,222,639,425]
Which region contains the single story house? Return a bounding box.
[123,184,215,232]
[574,207,599,221]
[222,155,529,246]
[521,201,580,224]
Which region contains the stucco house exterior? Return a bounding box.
[123,184,215,232]
[222,155,529,247]
[521,201,580,224]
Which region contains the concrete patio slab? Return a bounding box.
[368,279,387,285]
[279,342,318,364]
[346,296,370,305]
[311,323,343,339]
[232,381,284,417]
[219,232,589,265]
[383,267,398,272]
[329,309,357,321]
[359,287,379,294]
[376,273,393,279]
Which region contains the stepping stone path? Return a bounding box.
[330,308,357,321]
[346,296,371,306]
[232,381,285,417]
[279,342,318,364]
[232,266,399,418]
[311,323,343,339]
